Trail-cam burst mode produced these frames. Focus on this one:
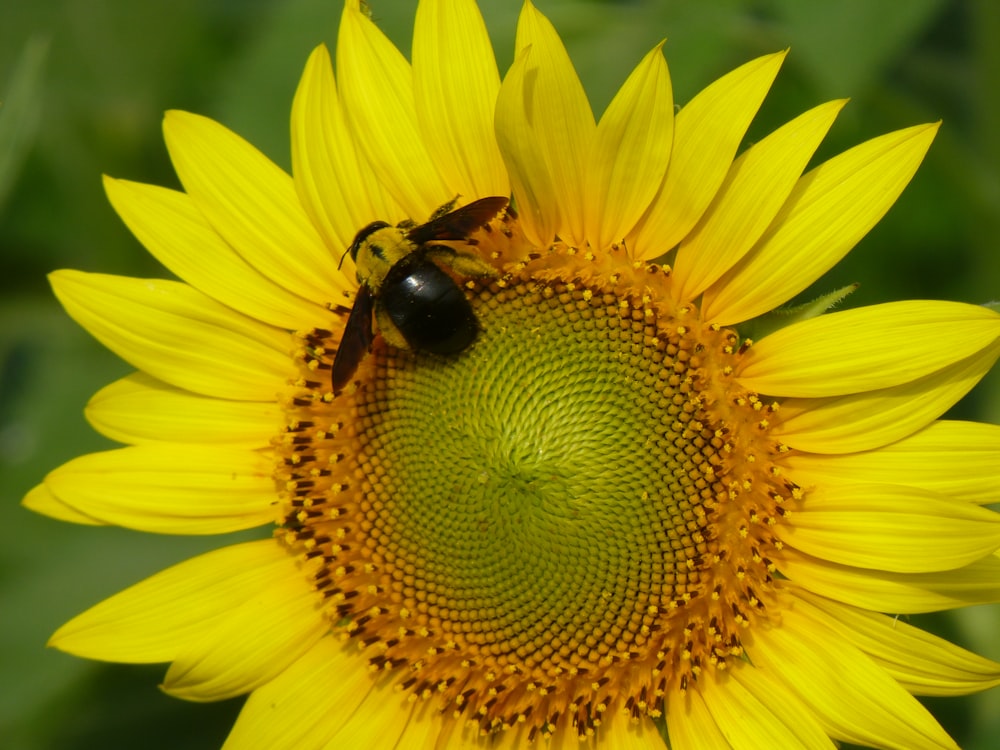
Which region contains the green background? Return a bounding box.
[2,0,999,748]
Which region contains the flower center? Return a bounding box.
[278,223,795,741]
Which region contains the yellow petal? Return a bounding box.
[22,483,105,526]
[508,0,596,247]
[50,540,290,662]
[291,44,404,257]
[414,704,477,749]
[776,341,1000,453]
[385,702,450,750]
[703,669,835,749]
[413,0,508,200]
[324,673,412,749]
[738,300,1000,398]
[223,637,389,750]
[726,666,836,749]
[43,446,278,534]
[672,99,845,300]
[104,176,326,330]
[585,42,673,252]
[85,372,279,448]
[163,574,326,701]
[337,0,450,220]
[495,44,559,247]
[665,682,729,749]
[703,122,939,324]
[631,51,786,260]
[431,707,659,750]
[588,717,663,750]
[162,110,345,303]
[795,587,1000,697]
[777,484,1000,573]
[752,602,958,750]
[50,270,292,402]
[779,547,1000,614]
[785,420,1000,505]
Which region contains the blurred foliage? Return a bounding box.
[2,1,999,748]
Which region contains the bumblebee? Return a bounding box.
[331,195,509,394]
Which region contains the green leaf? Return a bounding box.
[766,0,947,95]
[0,36,48,214]
[740,283,858,341]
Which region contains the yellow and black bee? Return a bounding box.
[331,195,509,394]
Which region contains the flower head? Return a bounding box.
[27,1,1000,748]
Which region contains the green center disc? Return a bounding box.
[353,276,721,673]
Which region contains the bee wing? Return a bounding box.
[407,196,509,245]
[331,286,375,395]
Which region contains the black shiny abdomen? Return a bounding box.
[380,260,478,354]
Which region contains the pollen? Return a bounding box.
[276,219,795,742]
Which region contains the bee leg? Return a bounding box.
[375,306,410,350]
[426,195,461,221]
[425,245,498,279]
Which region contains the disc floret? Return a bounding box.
[278,223,795,741]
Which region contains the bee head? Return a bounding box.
[349,221,392,262]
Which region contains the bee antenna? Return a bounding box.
[337,247,351,270]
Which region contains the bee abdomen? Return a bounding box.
[381,263,478,354]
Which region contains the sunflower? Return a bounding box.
[26,0,1000,748]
